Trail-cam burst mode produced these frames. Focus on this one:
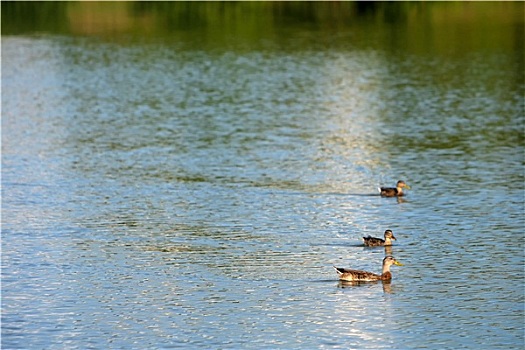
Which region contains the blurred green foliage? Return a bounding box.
[2,1,523,57]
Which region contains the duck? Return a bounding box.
[363,229,396,247]
[333,256,403,282]
[379,180,410,197]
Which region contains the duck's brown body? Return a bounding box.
[334,256,403,282]
[334,267,392,281]
[380,187,403,197]
[363,230,396,247]
[380,180,410,197]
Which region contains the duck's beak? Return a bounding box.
[405,184,411,189]
[394,260,404,266]
[392,235,397,240]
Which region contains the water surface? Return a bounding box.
[2,2,524,349]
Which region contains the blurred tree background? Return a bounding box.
[2,1,523,58]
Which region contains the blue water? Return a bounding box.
[2,31,524,349]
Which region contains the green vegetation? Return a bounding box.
[2,1,523,56]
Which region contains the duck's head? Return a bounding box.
[397,180,410,189]
[384,229,396,240]
[383,256,403,267]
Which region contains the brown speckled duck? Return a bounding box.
[333,256,403,282]
[379,180,410,197]
[363,230,396,247]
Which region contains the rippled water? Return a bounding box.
[2,16,524,350]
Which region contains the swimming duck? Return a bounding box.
[333,256,403,282]
[379,180,410,197]
[363,229,396,247]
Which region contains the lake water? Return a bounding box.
[2,2,524,349]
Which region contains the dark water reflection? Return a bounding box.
[2,2,524,349]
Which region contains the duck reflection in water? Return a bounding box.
[337,280,393,294]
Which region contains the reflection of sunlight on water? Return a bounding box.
[313,51,390,195]
[331,280,398,346]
